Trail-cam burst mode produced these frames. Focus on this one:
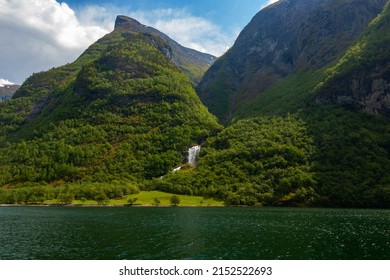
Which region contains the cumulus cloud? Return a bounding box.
[127,8,232,55]
[0,0,234,84]
[261,0,280,9]
[75,6,232,55]
[0,0,110,84]
[0,78,15,87]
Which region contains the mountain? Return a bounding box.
[0,84,20,101]
[1,3,390,208]
[0,16,221,202]
[147,0,390,208]
[115,15,216,84]
[313,1,390,118]
[198,0,388,122]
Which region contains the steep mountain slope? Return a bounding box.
[147,106,390,208]
[1,4,389,208]
[0,16,221,198]
[145,1,390,208]
[313,1,390,117]
[198,0,388,121]
[115,15,216,84]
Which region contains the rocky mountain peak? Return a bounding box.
[114,15,151,33]
[113,15,215,84]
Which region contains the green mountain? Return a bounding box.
[198,0,388,122]
[1,2,390,208]
[115,16,216,85]
[0,16,221,203]
[148,0,390,208]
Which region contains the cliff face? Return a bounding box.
[315,63,390,117]
[313,1,390,118]
[197,0,388,121]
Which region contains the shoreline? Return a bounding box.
[0,191,225,208]
[0,203,225,208]
[2,203,389,210]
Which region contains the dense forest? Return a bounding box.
[145,109,390,208]
[1,2,390,208]
[0,31,221,204]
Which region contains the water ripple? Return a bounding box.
[0,207,389,260]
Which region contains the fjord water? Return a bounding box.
[0,207,389,260]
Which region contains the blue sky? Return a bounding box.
[0,0,277,84]
[66,0,270,33]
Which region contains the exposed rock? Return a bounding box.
[313,1,390,118]
[314,62,390,117]
[198,0,388,121]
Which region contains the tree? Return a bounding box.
[58,192,74,205]
[170,195,180,206]
[153,197,161,206]
[127,197,138,205]
[94,191,109,205]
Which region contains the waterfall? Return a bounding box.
[172,166,181,173]
[171,145,201,173]
[188,145,201,165]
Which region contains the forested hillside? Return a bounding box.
[0,18,220,204]
[150,0,390,208]
[1,2,389,208]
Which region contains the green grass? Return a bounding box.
[44,191,224,207]
[125,191,223,206]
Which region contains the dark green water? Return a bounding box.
[0,207,389,260]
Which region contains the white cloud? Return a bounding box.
[0,0,110,84]
[75,6,233,55]
[0,1,234,84]
[76,5,233,56]
[261,0,280,9]
[0,78,15,87]
[127,8,233,56]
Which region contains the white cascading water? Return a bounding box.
[188,145,201,165]
[172,166,181,173]
[171,145,201,173]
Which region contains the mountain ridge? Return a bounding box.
[198,0,388,122]
[0,16,221,193]
[1,2,390,208]
[115,15,216,84]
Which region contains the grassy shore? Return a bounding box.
[33,191,224,207]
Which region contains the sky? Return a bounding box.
[0,0,278,84]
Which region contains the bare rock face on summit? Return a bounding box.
[197,0,388,121]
